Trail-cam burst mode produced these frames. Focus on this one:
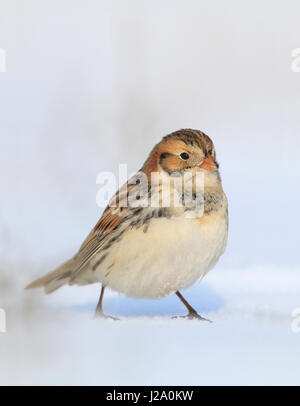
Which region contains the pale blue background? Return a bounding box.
[0,0,300,386]
[1,0,300,271]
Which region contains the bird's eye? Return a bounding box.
[180,152,189,160]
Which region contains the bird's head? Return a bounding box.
[142,129,220,185]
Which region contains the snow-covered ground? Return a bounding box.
[1,0,300,387]
[0,266,299,386]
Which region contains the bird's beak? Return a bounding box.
[199,154,217,171]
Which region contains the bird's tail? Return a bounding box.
[25,257,76,294]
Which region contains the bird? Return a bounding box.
[26,129,228,320]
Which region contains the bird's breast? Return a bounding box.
[90,199,228,298]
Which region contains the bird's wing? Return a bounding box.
[72,180,142,273]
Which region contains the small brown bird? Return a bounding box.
[26,129,228,320]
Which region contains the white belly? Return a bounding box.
[86,211,228,299]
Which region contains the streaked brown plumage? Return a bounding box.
[26,129,228,320]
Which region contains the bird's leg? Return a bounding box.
[94,285,118,320]
[95,285,105,316]
[173,291,211,322]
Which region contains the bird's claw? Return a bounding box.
[172,312,212,322]
[94,311,119,321]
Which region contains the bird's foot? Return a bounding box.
[94,311,119,321]
[172,311,212,322]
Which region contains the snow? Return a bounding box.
[0,267,299,386]
[1,0,300,387]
